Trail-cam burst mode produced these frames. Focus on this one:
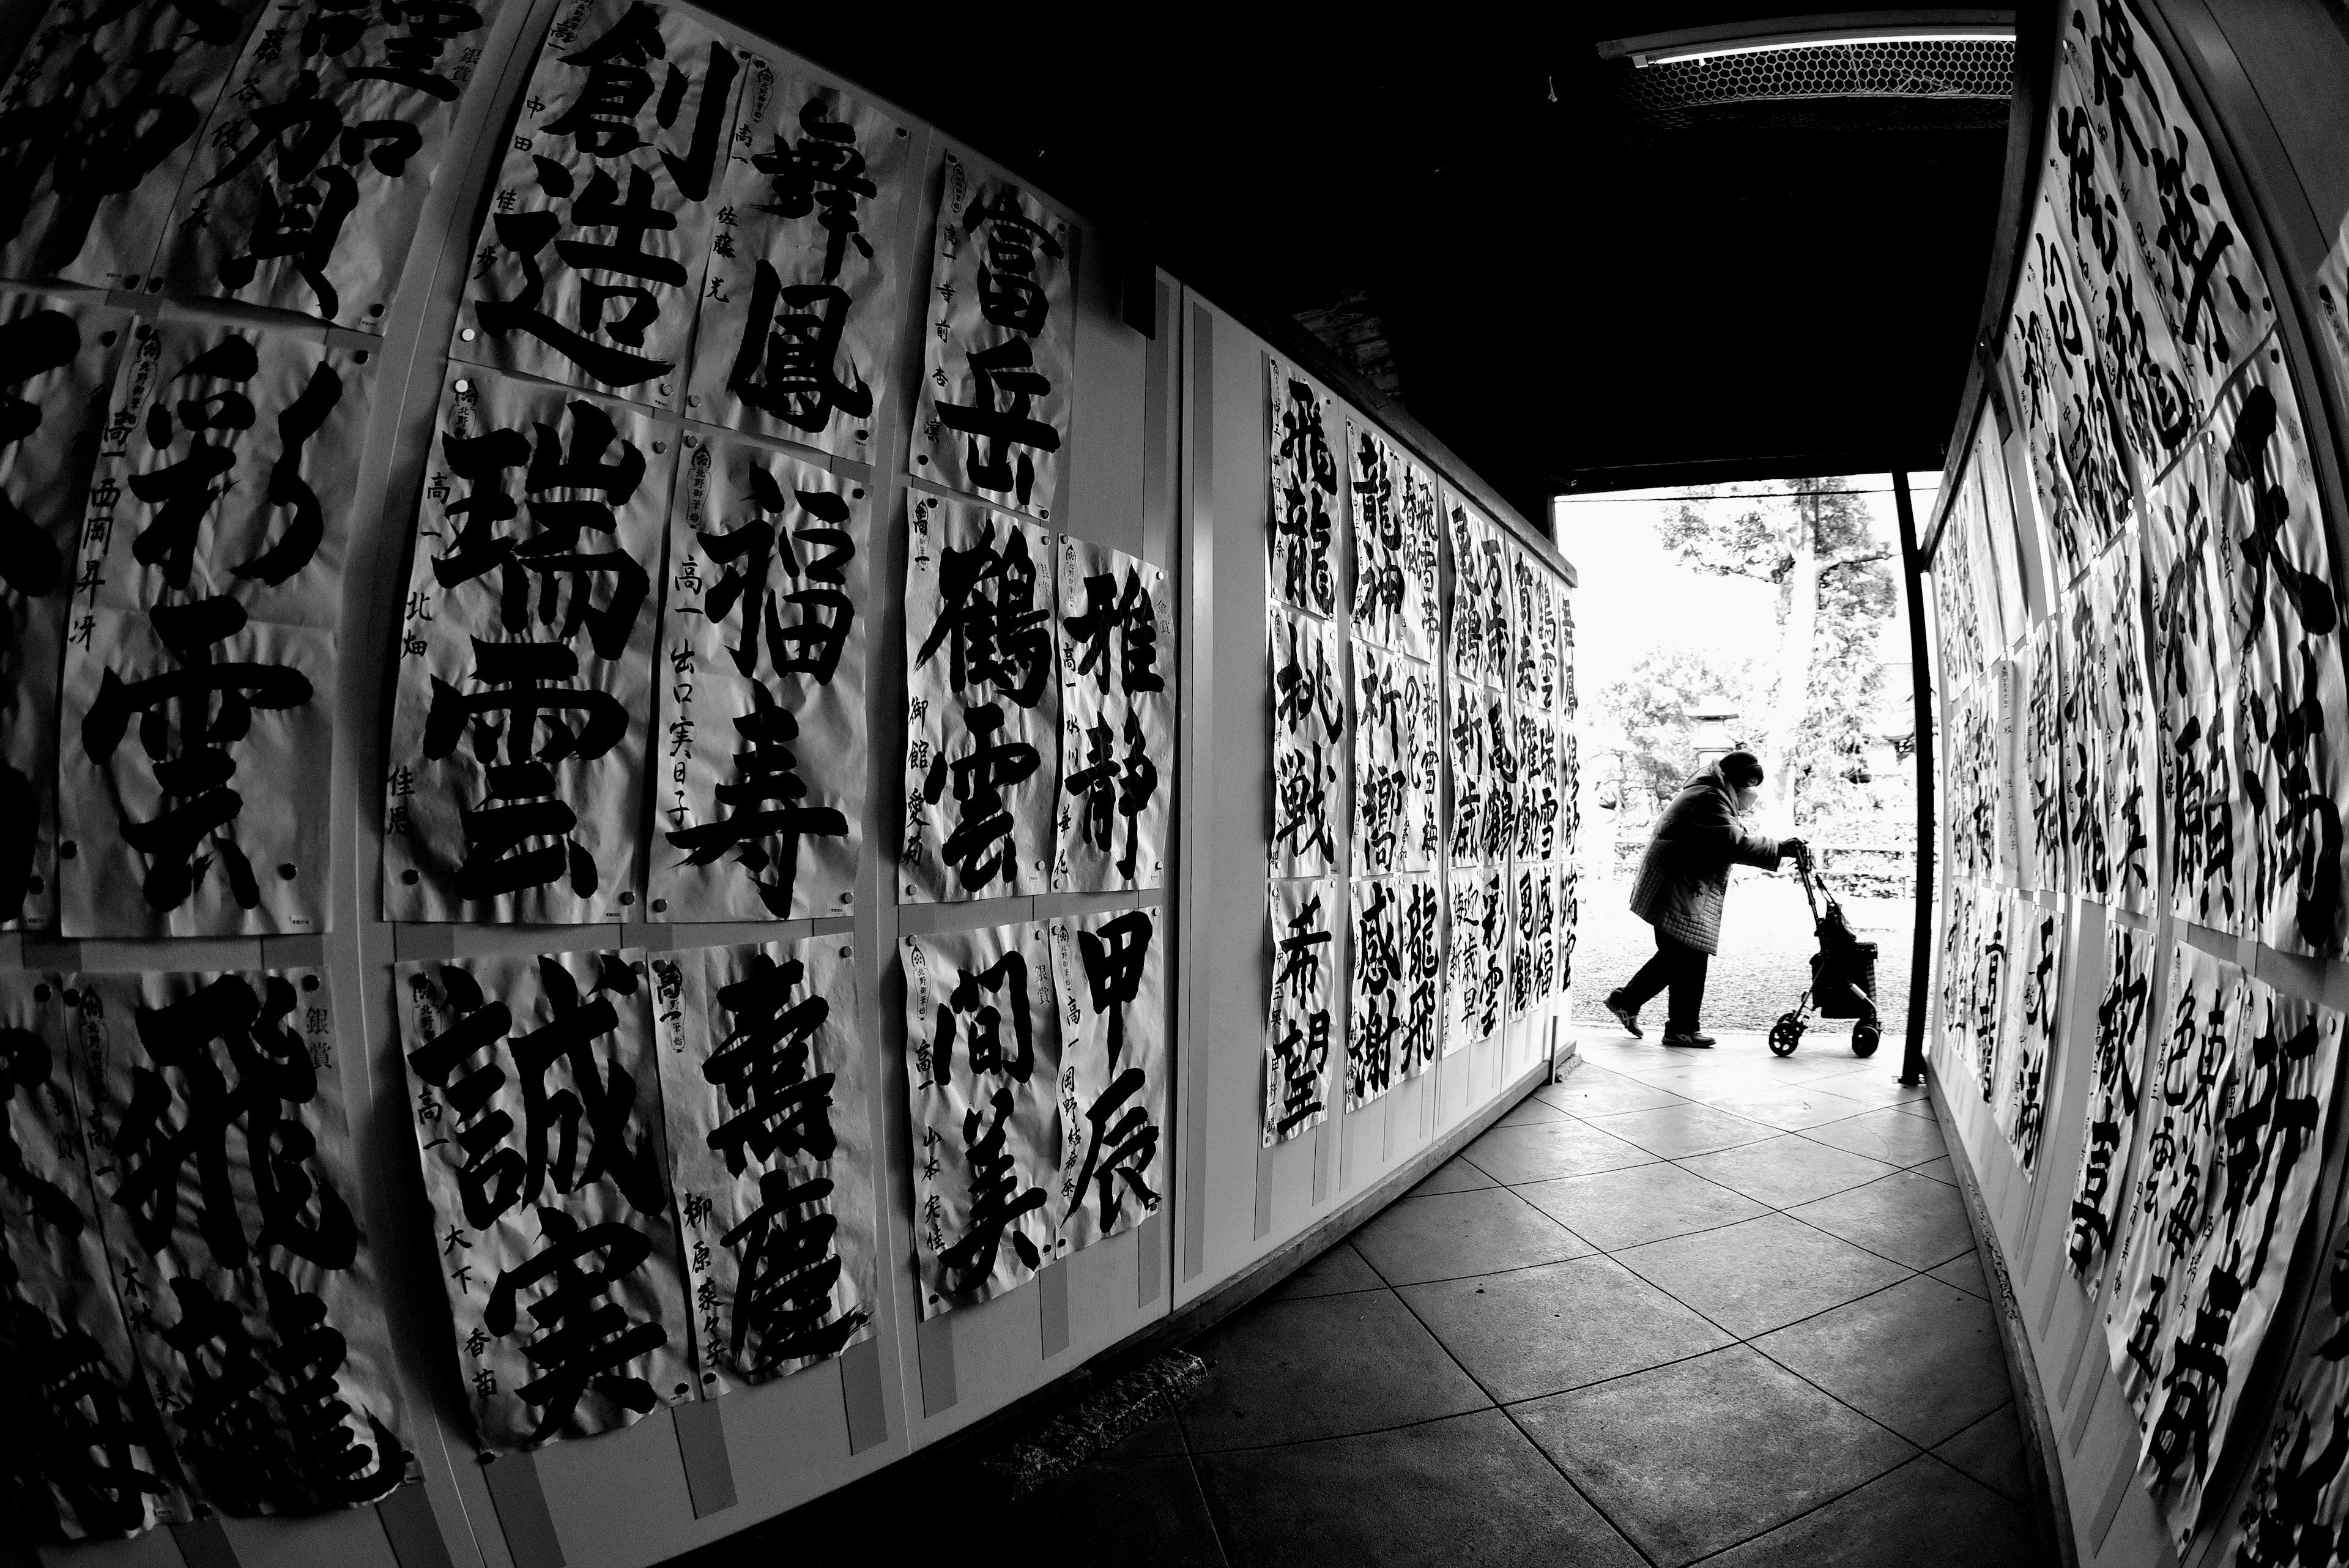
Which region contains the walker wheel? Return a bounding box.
[1852,1022,1880,1059]
[1768,1013,1805,1057]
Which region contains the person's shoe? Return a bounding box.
[1661,1031,1716,1049]
[1605,990,1642,1039]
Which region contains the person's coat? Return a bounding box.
[1628,761,1784,954]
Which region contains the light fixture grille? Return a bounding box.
[1622,37,2014,126]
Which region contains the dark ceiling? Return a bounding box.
[729,7,2022,525]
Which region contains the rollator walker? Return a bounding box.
[1768,843,1882,1058]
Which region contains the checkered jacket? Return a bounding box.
[1627,775,1783,954]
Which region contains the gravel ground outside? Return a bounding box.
[1570,865,1919,1038]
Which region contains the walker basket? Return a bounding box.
[1809,937,1878,1020]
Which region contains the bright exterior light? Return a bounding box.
[1646,29,2014,66]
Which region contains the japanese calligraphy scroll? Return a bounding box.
[1554,863,1579,1000]
[401,949,691,1448]
[1445,491,1490,688]
[1269,604,1342,880]
[2059,582,2111,903]
[157,0,504,325]
[2008,192,2130,587]
[2100,948,2340,1553]
[1447,663,1488,871]
[652,938,874,1392]
[912,155,1074,518]
[1507,860,1553,1023]
[2096,531,2156,914]
[687,59,910,456]
[384,370,670,923]
[1054,535,1171,892]
[900,494,1056,902]
[2066,920,2151,1279]
[1444,871,1485,1056]
[1994,901,2061,1173]
[1351,642,1434,876]
[1935,879,1978,1069]
[651,436,865,921]
[0,972,185,1537]
[2022,620,2064,895]
[1964,893,2012,1107]
[2227,1198,2349,1566]
[902,921,1062,1313]
[1346,420,1435,662]
[1045,907,1165,1252]
[452,0,743,407]
[62,321,368,937]
[0,295,123,931]
[0,0,262,289]
[78,967,407,1512]
[1267,360,1337,619]
[1264,875,1334,1144]
[1351,872,1439,1087]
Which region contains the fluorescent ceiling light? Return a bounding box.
[1597,12,2016,69]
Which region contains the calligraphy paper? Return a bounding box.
[1554,864,1579,1000]
[651,938,874,1394]
[1265,876,1335,1144]
[902,921,1062,1312]
[1045,907,1166,1251]
[451,0,743,407]
[2008,192,2131,587]
[1351,642,1434,877]
[686,56,910,457]
[0,0,263,288]
[1932,507,1990,695]
[1967,893,2013,1109]
[60,321,368,937]
[2203,347,2349,958]
[1995,901,2061,1173]
[0,295,124,931]
[1507,861,1542,1023]
[1479,687,1516,866]
[1444,871,1483,1057]
[1514,710,1560,864]
[384,369,670,923]
[1267,360,1338,619]
[1445,490,1488,687]
[900,493,1056,903]
[2059,585,2112,902]
[2225,1196,2349,1567]
[1447,671,1488,871]
[1935,879,1978,1070]
[2024,619,2065,894]
[1268,603,1343,880]
[911,154,1075,518]
[157,0,503,325]
[1345,876,1401,1109]
[1395,872,1441,1080]
[2146,436,2247,936]
[0,971,185,1538]
[1477,867,1507,1042]
[2066,920,2152,1280]
[79,967,406,1510]
[399,949,690,1449]
[1345,420,1434,661]
[1053,534,1171,892]
[650,436,865,921]
[2099,530,2157,914]
[2128,977,2339,1553]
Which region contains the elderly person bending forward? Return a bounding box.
[1605,750,1803,1049]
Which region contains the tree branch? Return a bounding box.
[1818,549,1893,577]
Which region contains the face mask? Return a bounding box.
[1734,783,1759,812]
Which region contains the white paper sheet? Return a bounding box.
[1351,642,1435,877]
[1345,420,1435,661]
[2066,920,2151,1281]
[1994,900,2061,1172]
[1267,360,1338,620]
[1269,604,1343,880]
[649,436,865,921]
[1265,877,1335,1143]
[1045,907,1167,1250]
[383,370,671,923]
[1053,535,1172,892]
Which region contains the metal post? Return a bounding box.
[1892,472,1934,1087]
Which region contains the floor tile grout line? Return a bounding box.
[1174,1446,1241,1568]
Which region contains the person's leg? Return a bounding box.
[1664,939,1711,1035]
[1618,934,1675,1010]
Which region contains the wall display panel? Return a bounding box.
[2054,0,2276,424]
[0,295,124,931]
[902,921,1063,1312]
[449,0,743,408]
[2023,618,2066,894]
[155,0,505,326]
[1267,603,1343,880]
[2066,920,2152,1279]
[684,56,910,458]
[2008,191,2132,587]
[1994,899,2061,1173]
[1044,907,1166,1252]
[399,950,690,1450]
[0,0,262,289]
[651,937,874,1394]
[651,436,865,921]
[1350,641,1434,877]
[0,970,187,1539]
[1345,420,1436,663]
[61,321,368,937]
[383,370,670,923]
[2146,427,2249,937]
[2226,1195,2349,1566]
[1343,875,1400,1110]
[2115,970,2340,1553]
[2202,347,2349,959]
[1263,875,1334,1144]
[910,154,1074,519]
[78,966,407,1512]
[1266,359,1338,620]
[899,492,1056,903]
[1053,533,1171,893]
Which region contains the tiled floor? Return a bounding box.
[1025,1031,2052,1567]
